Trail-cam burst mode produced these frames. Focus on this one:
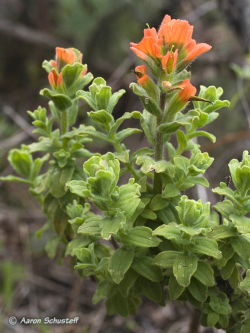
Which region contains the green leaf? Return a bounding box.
[95,86,111,110]
[176,195,210,228]
[162,184,180,199]
[159,114,198,134]
[88,109,113,124]
[173,156,189,175]
[116,128,142,142]
[109,247,134,284]
[176,130,187,152]
[78,216,104,236]
[110,290,129,317]
[129,83,161,117]
[212,182,238,204]
[53,206,69,235]
[42,193,58,220]
[141,209,157,220]
[108,111,141,137]
[119,269,139,297]
[173,253,198,287]
[168,275,185,300]
[140,277,163,302]
[132,256,163,282]
[207,311,220,327]
[156,204,180,225]
[140,110,155,146]
[92,280,112,305]
[220,258,235,280]
[153,223,189,245]
[150,194,168,211]
[35,221,51,239]
[110,180,141,220]
[46,163,75,198]
[154,251,181,268]
[77,90,96,110]
[122,227,161,248]
[74,247,92,264]
[207,225,237,240]
[8,148,33,178]
[188,278,208,302]
[193,261,215,287]
[67,180,88,198]
[187,130,216,143]
[114,150,130,164]
[62,63,93,96]
[65,238,92,256]
[231,236,250,261]
[78,127,114,143]
[45,236,61,259]
[101,213,126,240]
[0,175,32,185]
[107,89,126,113]
[130,147,154,163]
[229,215,250,234]
[28,138,59,153]
[180,176,209,189]
[240,270,250,291]
[188,237,222,259]
[40,88,72,111]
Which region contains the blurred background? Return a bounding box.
[0,0,250,332]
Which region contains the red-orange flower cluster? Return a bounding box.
[48,47,87,90]
[130,15,211,74]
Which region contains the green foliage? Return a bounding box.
[2,29,249,331]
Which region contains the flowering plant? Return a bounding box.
[2,15,250,332]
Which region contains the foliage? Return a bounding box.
[2,15,250,332]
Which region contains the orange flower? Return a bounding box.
[131,15,211,74]
[161,49,178,74]
[163,79,197,122]
[177,79,197,103]
[55,47,82,72]
[48,70,63,89]
[130,28,162,61]
[48,47,86,91]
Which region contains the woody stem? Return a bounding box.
[153,92,165,194]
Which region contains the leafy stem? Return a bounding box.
[153,92,165,194]
[61,110,69,149]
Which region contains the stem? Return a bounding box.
[61,110,68,149]
[61,111,68,135]
[189,308,201,333]
[153,92,165,194]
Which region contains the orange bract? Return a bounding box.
[161,49,178,74]
[177,79,197,103]
[130,15,211,73]
[135,65,147,77]
[54,47,83,72]
[48,70,63,89]
[130,27,163,61]
[134,65,149,86]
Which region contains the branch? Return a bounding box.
[0,19,67,48]
[182,0,217,23]
[200,130,250,152]
[3,106,37,139]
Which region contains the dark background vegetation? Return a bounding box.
[0,0,250,332]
